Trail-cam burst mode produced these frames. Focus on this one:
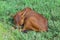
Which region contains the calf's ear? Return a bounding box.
[22,11,26,17]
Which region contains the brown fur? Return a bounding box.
[13,7,48,32]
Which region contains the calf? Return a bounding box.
[13,7,48,32]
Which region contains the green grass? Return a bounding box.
[0,0,60,40]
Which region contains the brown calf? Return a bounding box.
[13,7,48,32]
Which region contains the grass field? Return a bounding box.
[0,0,60,40]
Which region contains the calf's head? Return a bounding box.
[13,9,26,28]
[14,7,32,27]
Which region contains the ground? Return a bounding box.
[0,0,60,40]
